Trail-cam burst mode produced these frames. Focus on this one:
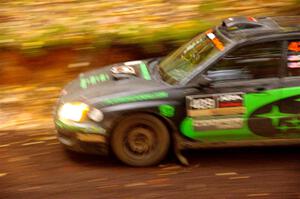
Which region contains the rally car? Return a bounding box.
[54,16,300,166]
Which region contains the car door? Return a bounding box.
[277,39,300,139]
[181,40,284,142]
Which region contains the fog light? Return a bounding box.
[88,108,104,122]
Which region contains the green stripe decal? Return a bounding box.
[80,73,110,89]
[103,91,168,105]
[140,62,151,80]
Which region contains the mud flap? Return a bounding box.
[173,133,189,166]
[174,146,189,166]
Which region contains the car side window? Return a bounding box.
[287,41,300,76]
[205,41,282,82]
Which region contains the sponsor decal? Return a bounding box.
[80,73,110,89]
[103,91,168,105]
[186,93,243,112]
[189,97,216,110]
[218,94,243,107]
[186,92,245,131]
[193,116,243,131]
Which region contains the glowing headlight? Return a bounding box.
[58,102,90,122]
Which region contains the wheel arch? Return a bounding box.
[110,110,172,166]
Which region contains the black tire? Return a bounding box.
[111,113,170,167]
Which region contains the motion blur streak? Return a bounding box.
[0,0,300,198]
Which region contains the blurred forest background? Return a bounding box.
[0,0,299,52]
[0,0,299,134]
[0,0,299,85]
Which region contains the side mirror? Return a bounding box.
[197,74,212,86]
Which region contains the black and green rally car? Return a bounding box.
[55,16,300,166]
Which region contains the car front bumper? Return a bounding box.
[55,118,109,155]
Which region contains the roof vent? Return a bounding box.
[222,16,263,31]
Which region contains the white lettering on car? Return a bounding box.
[193,118,243,130]
[190,98,215,109]
[219,95,242,102]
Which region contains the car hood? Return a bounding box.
[60,59,168,105]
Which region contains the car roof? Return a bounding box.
[272,16,300,32]
[218,16,300,41]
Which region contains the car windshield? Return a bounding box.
[158,29,227,85]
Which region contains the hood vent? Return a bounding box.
[111,65,137,80]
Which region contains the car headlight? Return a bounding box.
[58,102,90,122]
[58,102,104,123]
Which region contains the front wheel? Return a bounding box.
[111,114,170,166]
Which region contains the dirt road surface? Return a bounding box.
[0,50,300,198]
